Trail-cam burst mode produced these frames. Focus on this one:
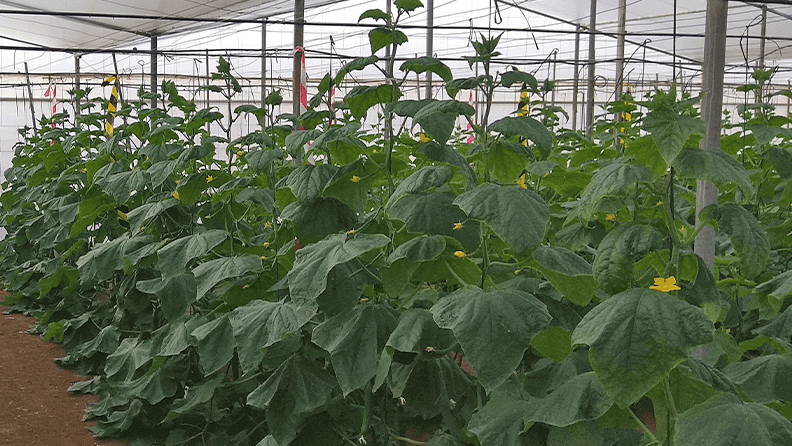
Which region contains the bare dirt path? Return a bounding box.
[0,292,127,446]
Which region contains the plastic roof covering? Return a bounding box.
[0,0,338,50]
[523,0,792,65]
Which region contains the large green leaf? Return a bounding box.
[413,100,475,144]
[674,394,792,446]
[345,84,401,119]
[700,203,769,279]
[229,300,316,374]
[568,159,653,222]
[368,27,408,54]
[723,354,792,404]
[754,303,792,338]
[592,224,663,294]
[386,166,453,210]
[163,375,224,424]
[334,55,379,84]
[416,142,477,188]
[136,272,197,321]
[672,148,754,197]
[156,230,227,279]
[643,105,705,164]
[532,246,596,306]
[125,198,179,233]
[245,148,285,171]
[389,192,480,250]
[387,235,446,265]
[287,233,389,309]
[490,116,552,151]
[312,304,398,395]
[386,308,455,353]
[454,183,549,255]
[572,288,714,407]
[192,255,262,299]
[280,197,358,244]
[522,372,613,427]
[431,287,551,393]
[247,354,337,412]
[501,70,539,91]
[468,381,530,446]
[76,233,154,284]
[400,57,453,82]
[190,315,235,375]
[98,169,150,205]
[284,164,337,204]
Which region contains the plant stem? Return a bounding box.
[444,259,470,287]
[629,407,661,445]
[391,435,428,446]
[359,379,373,439]
[663,376,678,446]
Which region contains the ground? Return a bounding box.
[0,291,127,446]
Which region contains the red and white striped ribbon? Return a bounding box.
[465,91,474,144]
[44,81,57,128]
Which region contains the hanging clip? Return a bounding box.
[468,18,474,46]
[494,0,503,25]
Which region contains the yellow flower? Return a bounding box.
[263,242,270,248]
[81,168,87,173]
[117,210,127,221]
[351,175,361,183]
[520,91,529,100]
[606,214,616,222]
[650,276,681,293]
[619,127,625,133]
[521,139,528,147]
[619,138,624,145]
[725,328,731,334]
[517,106,528,117]
[657,201,663,206]
[236,151,243,157]
[372,149,377,154]
[264,222,273,229]
[172,191,180,200]
[175,180,181,185]
[514,270,521,275]
[454,251,466,258]
[623,112,632,122]
[453,222,463,231]
[418,133,430,143]
[516,174,527,190]
[206,175,213,183]
[347,229,356,235]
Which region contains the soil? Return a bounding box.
[0,291,127,446]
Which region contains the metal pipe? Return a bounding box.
[759,5,767,69]
[74,54,81,117]
[261,18,267,106]
[572,25,581,131]
[695,0,728,272]
[585,0,597,136]
[151,35,158,108]
[615,0,626,102]
[425,0,434,100]
[292,0,305,121]
[24,62,36,131]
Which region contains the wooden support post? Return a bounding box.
[759,5,767,69]
[696,0,728,272]
[74,55,81,118]
[615,0,626,102]
[261,18,267,107]
[585,0,597,136]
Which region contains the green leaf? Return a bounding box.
[592,224,663,294]
[530,326,574,363]
[368,27,408,54]
[400,57,453,82]
[624,135,668,179]
[389,192,480,250]
[247,354,337,412]
[229,300,316,374]
[454,183,549,254]
[76,233,154,284]
[468,381,530,446]
[568,159,653,222]
[532,246,596,306]
[643,105,706,164]
[312,305,398,395]
[416,142,476,188]
[431,287,551,393]
[445,76,486,98]
[157,230,227,279]
[287,233,389,309]
[98,169,149,205]
[675,394,792,446]
[386,166,454,209]
[490,116,552,151]
[136,273,197,321]
[344,84,401,119]
[523,372,613,426]
[547,422,604,446]
[394,0,423,12]
[572,288,714,407]
[700,204,769,279]
[285,164,337,204]
[723,354,792,404]
[125,198,179,233]
[280,198,358,244]
[359,9,390,23]
[285,128,320,158]
[387,235,446,265]
[413,100,475,144]
[192,255,262,300]
[754,303,792,338]
[190,316,235,375]
[501,70,539,91]
[163,375,224,424]
[245,148,285,171]
[386,308,455,353]
[672,148,754,197]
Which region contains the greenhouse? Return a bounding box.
[1,0,792,445]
